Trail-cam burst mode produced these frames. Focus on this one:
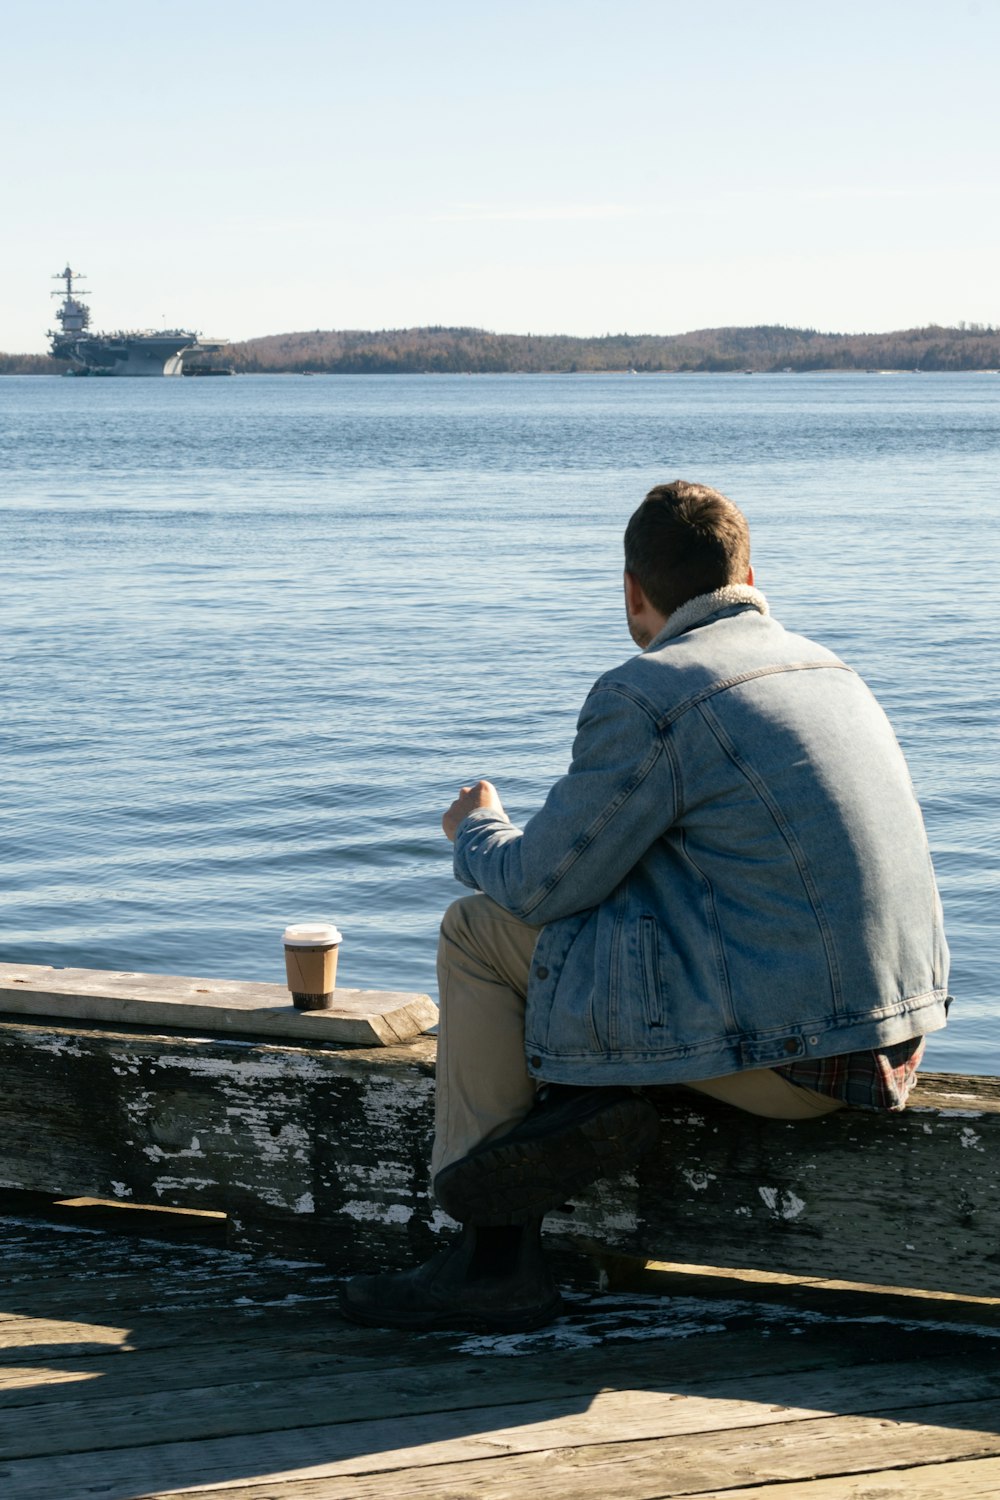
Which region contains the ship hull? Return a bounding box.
[52,334,200,376]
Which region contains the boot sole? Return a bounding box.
[435,1093,661,1225]
[337,1286,563,1333]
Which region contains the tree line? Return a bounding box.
[222,323,1000,374]
[5,323,1000,375]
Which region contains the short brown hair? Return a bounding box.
[624,480,751,617]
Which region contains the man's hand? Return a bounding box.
[442,779,506,842]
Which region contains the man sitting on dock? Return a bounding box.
[340,480,950,1333]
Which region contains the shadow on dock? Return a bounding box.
[3,1192,1000,1499]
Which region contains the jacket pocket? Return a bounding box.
[640,916,663,1028]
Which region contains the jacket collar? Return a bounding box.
[651,585,770,646]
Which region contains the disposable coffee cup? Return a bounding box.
[283,922,342,1010]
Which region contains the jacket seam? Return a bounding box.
[527,988,949,1064]
[657,660,855,732]
[676,830,738,1035]
[608,895,626,1050]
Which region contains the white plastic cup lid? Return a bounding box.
[283,922,342,947]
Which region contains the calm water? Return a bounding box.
[1,372,996,1072]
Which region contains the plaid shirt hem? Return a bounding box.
[776,1035,926,1111]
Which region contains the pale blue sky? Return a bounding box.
[3,0,998,350]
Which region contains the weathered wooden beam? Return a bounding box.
[0,962,437,1046]
[552,1074,1000,1299]
[0,1001,997,1297]
[0,1015,438,1266]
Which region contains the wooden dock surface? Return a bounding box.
[3,1196,1000,1500]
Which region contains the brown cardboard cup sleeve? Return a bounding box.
[283,921,343,1010]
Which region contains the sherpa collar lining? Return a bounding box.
[654,584,770,644]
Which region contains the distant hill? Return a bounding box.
[5,323,1000,374]
[223,323,1000,374]
[0,352,71,374]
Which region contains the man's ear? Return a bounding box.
[624,570,647,613]
[746,563,755,586]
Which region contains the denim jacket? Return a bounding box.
[452,587,950,1086]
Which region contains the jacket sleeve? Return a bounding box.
[451,682,679,924]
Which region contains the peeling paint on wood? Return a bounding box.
[548,1077,1000,1298]
[1,1000,998,1295]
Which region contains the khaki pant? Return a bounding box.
[433,893,842,1178]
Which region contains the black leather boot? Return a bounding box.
[338,1220,562,1332]
[434,1084,661,1225]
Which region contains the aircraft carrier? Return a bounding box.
[48,266,228,376]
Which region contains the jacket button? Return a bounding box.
[535,965,549,980]
[530,1056,542,1068]
[784,1038,799,1054]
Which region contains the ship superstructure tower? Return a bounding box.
[48,266,225,376]
[50,265,92,344]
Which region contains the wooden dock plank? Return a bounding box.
[0,1308,926,1414]
[4,1356,999,1497]
[0,1264,339,1320]
[0,1303,336,1366]
[683,1455,1000,1498]
[0,961,437,1046]
[10,1337,997,1461]
[153,1402,1000,1499]
[4,1206,1000,1500]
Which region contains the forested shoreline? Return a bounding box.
[4,322,1000,375]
